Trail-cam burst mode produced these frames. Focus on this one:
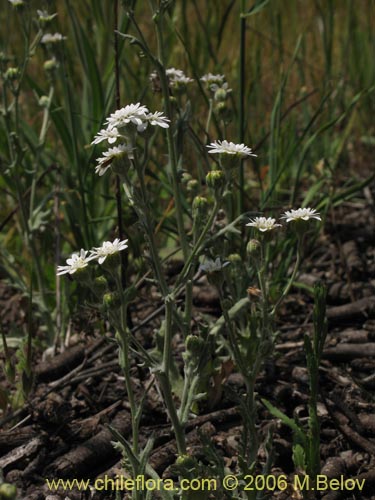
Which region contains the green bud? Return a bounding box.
[43,58,58,72]
[247,239,261,256]
[192,196,209,219]
[175,454,197,470]
[186,179,199,197]
[103,292,121,311]
[38,95,50,108]
[227,253,242,265]
[206,170,225,191]
[4,67,19,81]
[186,335,204,357]
[214,87,227,102]
[215,101,232,123]
[0,484,17,500]
[93,275,108,296]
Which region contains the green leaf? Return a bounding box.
[242,0,270,18]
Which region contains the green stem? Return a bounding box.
[271,236,302,315]
[152,12,189,261]
[174,200,219,288]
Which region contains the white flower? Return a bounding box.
[8,0,24,6]
[105,103,149,130]
[246,217,281,232]
[91,127,121,145]
[95,144,134,176]
[166,68,194,87]
[57,249,93,276]
[104,103,169,134]
[281,207,321,223]
[90,238,128,264]
[201,73,226,85]
[136,111,170,133]
[207,140,257,158]
[166,68,185,79]
[37,10,58,22]
[41,33,66,44]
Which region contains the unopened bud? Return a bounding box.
[44,58,58,72]
[0,483,17,500]
[103,292,121,311]
[215,101,232,123]
[247,239,261,256]
[206,170,225,191]
[192,196,209,220]
[175,454,197,470]
[38,95,50,108]
[4,67,19,81]
[186,335,204,356]
[187,179,199,197]
[93,276,108,296]
[214,87,227,102]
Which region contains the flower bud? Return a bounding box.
[214,87,227,102]
[215,101,232,124]
[186,335,204,357]
[175,454,197,470]
[38,95,50,108]
[103,292,121,311]
[0,484,17,500]
[4,67,19,82]
[206,170,225,191]
[247,239,261,257]
[186,179,199,198]
[93,275,108,296]
[192,196,209,220]
[43,57,58,73]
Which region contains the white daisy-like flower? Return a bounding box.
[91,127,121,145]
[41,33,66,44]
[95,144,134,176]
[200,73,226,85]
[105,103,149,130]
[281,208,321,223]
[8,0,24,6]
[166,68,185,79]
[246,217,281,232]
[207,140,257,158]
[57,249,93,276]
[166,68,194,87]
[90,238,128,264]
[135,111,170,132]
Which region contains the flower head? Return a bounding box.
[207,140,256,158]
[281,208,321,223]
[8,0,24,6]
[95,144,134,176]
[91,127,121,145]
[41,33,66,44]
[57,249,92,276]
[105,103,149,130]
[200,73,226,86]
[90,238,128,264]
[37,10,58,23]
[246,217,281,232]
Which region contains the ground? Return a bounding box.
[0,181,375,500]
